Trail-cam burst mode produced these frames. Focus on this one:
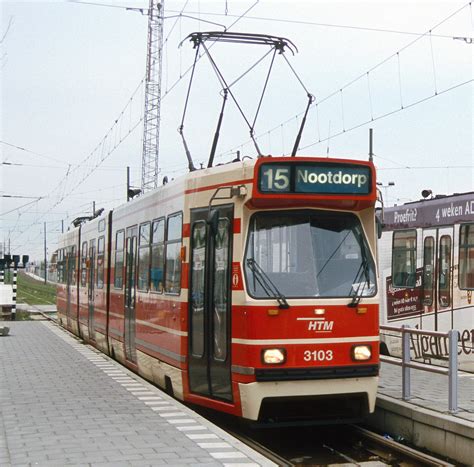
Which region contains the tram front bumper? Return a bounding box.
[238,376,378,421]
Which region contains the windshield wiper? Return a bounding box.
[246,258,290,309]
[348,234,372,308]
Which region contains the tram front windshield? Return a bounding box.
[244,210,376,299]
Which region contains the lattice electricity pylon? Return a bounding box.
[141,0,164,193]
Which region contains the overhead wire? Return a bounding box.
[9,1,470,252]
[378,165,474,170]
[166,8,472,40]
[0,16,14,44]
[0,140,66,164]
[300,79,472,151]
[217,1,473,158]
[1,162,139,171]
[9,0,260,252]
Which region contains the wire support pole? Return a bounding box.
[43,221,47,285]
[141,0,164,193]
[11,265,17,321]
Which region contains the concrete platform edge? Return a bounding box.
[366,394,474,465]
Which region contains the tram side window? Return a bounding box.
[213,218,230,361]
[392,230,417,287]
[61,249,67,284]
[422,236,435,305]
[114,230,124,289]
[57,249,64,283]
[459,224,474,289]
[151,218,165,293]
[81,242,87,287]
[97,236,105,289]
[57,249,62,283]
[439,235,452,306]
[70,246,76,286]
[165,212,182,294]
[138,222,151,291]
[191,221,206,357]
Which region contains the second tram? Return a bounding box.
[378,191,474,372]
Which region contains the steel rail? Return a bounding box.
[352,425,456,467]
[224,428,294,467]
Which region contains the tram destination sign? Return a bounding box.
[259,163,371,195]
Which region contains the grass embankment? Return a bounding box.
[15,271,57,305]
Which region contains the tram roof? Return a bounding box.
[381,191,474,230]
[60,156,376,242]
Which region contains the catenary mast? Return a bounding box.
[141,0,164,192]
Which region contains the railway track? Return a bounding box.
[197,409,457,466]
[234,424,456,466]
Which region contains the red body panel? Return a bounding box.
[231,304,379,370]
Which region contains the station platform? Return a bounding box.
[1,318,472,466]
[0,320,275,467]
[369,361,474,465]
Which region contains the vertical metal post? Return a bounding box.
[11,265,17,321]
[448,329,459,413]
[93,201,96,217]
[61,219,64,234]
[0,267,4,284]
[127,166,130,202]
[44,222,47,284]
[402,325,411,400]
[369,128,373,162]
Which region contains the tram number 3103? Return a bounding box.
[303,349,334,362]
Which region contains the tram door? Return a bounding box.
[66,246,75,330]
[422,227,454,330]
[88,240,96,341]
[124,226,138,363]
[188,205,233,402]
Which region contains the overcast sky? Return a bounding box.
[1,0,473,260]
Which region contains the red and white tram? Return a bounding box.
[378,192,474,372]
[56,156,380,423]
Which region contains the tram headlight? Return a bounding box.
[262,348,286,365]
[351,345,372,361]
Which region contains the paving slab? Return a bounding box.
[371,358,474,465]
[378,361,474,421]
[0,321,275,467]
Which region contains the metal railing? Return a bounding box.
[380,325,459,413]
